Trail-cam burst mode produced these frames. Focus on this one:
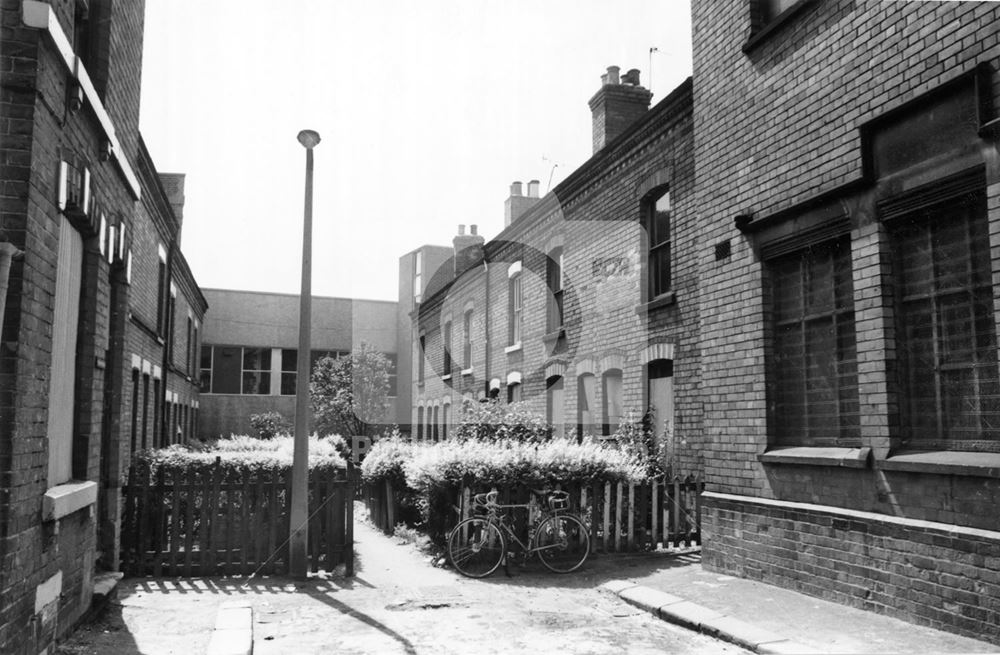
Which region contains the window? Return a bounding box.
[186,317,193,375]
[242,348,271,395]
[166,284,177,361]
[602,369,623,436]
[191,323,199,377]
[416,407,424,440]
[647,189,671,299]
[577,374,597,441]
[443,321,452,375]
[199,346,213,392]
[769,237,859,446]
[414,251,423,302]
[442,404,450,440]
[463,310,473,369]
[547,248,564,331]
[432,406,440,441]
[130,369,140,455]
[281,348,297,395]
[152,378,161,447]
[156,245,167,335]
[418,335,426,383]
[141,373,150,449]
[547,376,565,438]
[509,273,523,346]
[47,216,83,485]
[756,0,799,24]
[892,193,1000,449]
[647,360,674,444]
[386,353,398,396]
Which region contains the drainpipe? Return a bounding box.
[0,242,24,333]
[482,256,490,399]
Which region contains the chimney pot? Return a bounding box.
[470,224,478,236]
[510,181,523,196]
[606,65,620,85]
[527,180,540,198]
[622,68,641,85]
[458,224,466,236]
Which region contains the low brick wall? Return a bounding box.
[701,492,1000,645]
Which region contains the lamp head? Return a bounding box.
[297,130,321,149]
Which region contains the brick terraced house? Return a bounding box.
[691,0,1000,643]
[411,71,704,474]
[0,1,205,652]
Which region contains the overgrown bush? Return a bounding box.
[135,435,347,476]
[451,400,552,443]
[612,409,668,478]
[248,411,292,439]
[360,435,413,485]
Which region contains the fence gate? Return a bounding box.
[120,461,354,577]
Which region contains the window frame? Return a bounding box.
[546,248,564,332]
[646,188,672,301]
[766,235,860,448]
[509,272,523,346]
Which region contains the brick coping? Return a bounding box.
[703,491,1000,542]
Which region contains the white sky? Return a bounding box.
[139,1,693,302]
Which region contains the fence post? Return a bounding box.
[346,469,355,577]
[384,478,395,533]
[651,477,659,550]
[602,482,611,553]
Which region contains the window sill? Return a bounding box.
[635,291,677,316]
[743,0,815,54]
[441,374,452,381]
[541,328,565,348]
[504,343,522,355]
[416,381,425,389]
[878,451,1000,478]
[43,481,97,522]
[461,367,474,377]
[758,446,871,468]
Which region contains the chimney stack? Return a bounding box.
[453,223,485,278]
[588,65,652,154]
[505,179,541,227]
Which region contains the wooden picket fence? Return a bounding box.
[121,460,354,577]
[364,475,702,552]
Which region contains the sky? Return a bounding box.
[139,1,693,302]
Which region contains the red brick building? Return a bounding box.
[692,0,1000,642]
[0,1,204,651]
[411,71,703,473]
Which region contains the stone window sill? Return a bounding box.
[758,446,870,468]
[43,481,98,522]
[504,343,522,355]
[635,291,677,316]
[878,451,1000,478]
[461,367,474,377]
[441,373,452,382]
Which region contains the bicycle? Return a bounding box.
[447,488,591,578]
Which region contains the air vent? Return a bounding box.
[715,239,731,261]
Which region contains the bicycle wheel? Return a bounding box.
[447,517,506,578]
[534,514,590,573]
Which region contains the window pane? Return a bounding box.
[212,346,241,394]
[893,193,999,447]
[769,237,858,446]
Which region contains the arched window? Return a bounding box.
[647,359,674,447]
[577,373,597,442]
[602,369,623,436]
[416,406,424,440]
[546,375,565,438]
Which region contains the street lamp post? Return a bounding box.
[290,129,320,579]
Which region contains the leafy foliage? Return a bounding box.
[310,342,391,437]
[359,434,412,485]
[134,435,347,476]
[451,399,552,443]
[248,411,292,439]
[611,408,668,478]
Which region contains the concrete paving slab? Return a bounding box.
[618,585,685,614]
[207,604,252,655]
[658,599,725,631]
[599,579,640,595]
[756,639,824,655]
[703,615,788,650]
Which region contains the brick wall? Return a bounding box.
[703,493,1000,644]
[692,0,1000,641]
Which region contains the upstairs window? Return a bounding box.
[199,346,213,392]
[768,237,859,447]
[418,334,426,383]
[647,189,671,299]
[413,251,423,302]
[156,245,167,335]
[463,310,473,369]
[546,247,564,331]
[443,321,452,375]
[509,272,523,346]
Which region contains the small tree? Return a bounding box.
[248,411,292,439]
[310,342,391,438]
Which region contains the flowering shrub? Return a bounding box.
[135,435,347,476]
[402,437,644,493]
[360,435,413,485]
[248,411,292,439]
[451,400,552,443]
